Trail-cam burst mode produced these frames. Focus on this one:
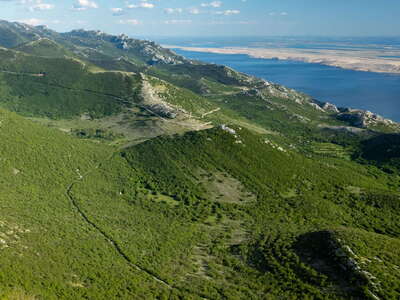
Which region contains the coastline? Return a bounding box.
[165,45,400,74]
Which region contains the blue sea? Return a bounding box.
[155,37,400,122]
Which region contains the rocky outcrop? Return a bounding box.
[337,108,396,128]
[64,29,186,65]
[310,99,398,130]
[239,88,265,99]
[296,231,381,300]
[139,75,180,119]
[311,99,340,113]
[310,102,325,112]
[321,102,340,113]
[326,234,381,299]
[146,103,177,119]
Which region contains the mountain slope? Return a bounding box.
[0,109,178,299]
[358,133,400,172]
[0,46,141,118]
[0,19,399,299]
[0,20,398,143]
[0,20,41,48]
[3,113,394,298]
[14,38,74,58]
[71,126,399,299]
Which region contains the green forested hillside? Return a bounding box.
[0,47,141,118]
[14,38,74,58]
[357,133,400,172]
[2,116,398,299]
[0,21,39,48]
[92,127,400,299]
[0,20,399,299]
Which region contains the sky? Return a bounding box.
[0,0,399,38]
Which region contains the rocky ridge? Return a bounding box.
[64,30,186,65]
[312,99,399,129]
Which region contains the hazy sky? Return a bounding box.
[1,0,399,37]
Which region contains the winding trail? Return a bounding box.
[65,154,173,290]
[201,108,220,118]
[2,68,210,296]
[2,68,209,298]
[65,156,211,299]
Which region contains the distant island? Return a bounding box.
[167,45,400,74]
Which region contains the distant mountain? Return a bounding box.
[0,20,42,47]
[0,19,399,299]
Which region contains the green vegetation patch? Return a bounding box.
[310,142,353,160]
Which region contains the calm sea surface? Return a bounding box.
[173,49,400,122]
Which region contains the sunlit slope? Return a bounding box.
[71,126,400,299]
[0,19,398,147]
[0,19,398,299]
[0,47,141,118]
[14,38,74,58]
[0,21,39,48]
[0,108,398,298]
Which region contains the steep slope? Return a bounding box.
[0,47,140,118]
[61,30,186,66]
[0,21,186,73]
[0,20,41,48]
[357,133,400,172]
